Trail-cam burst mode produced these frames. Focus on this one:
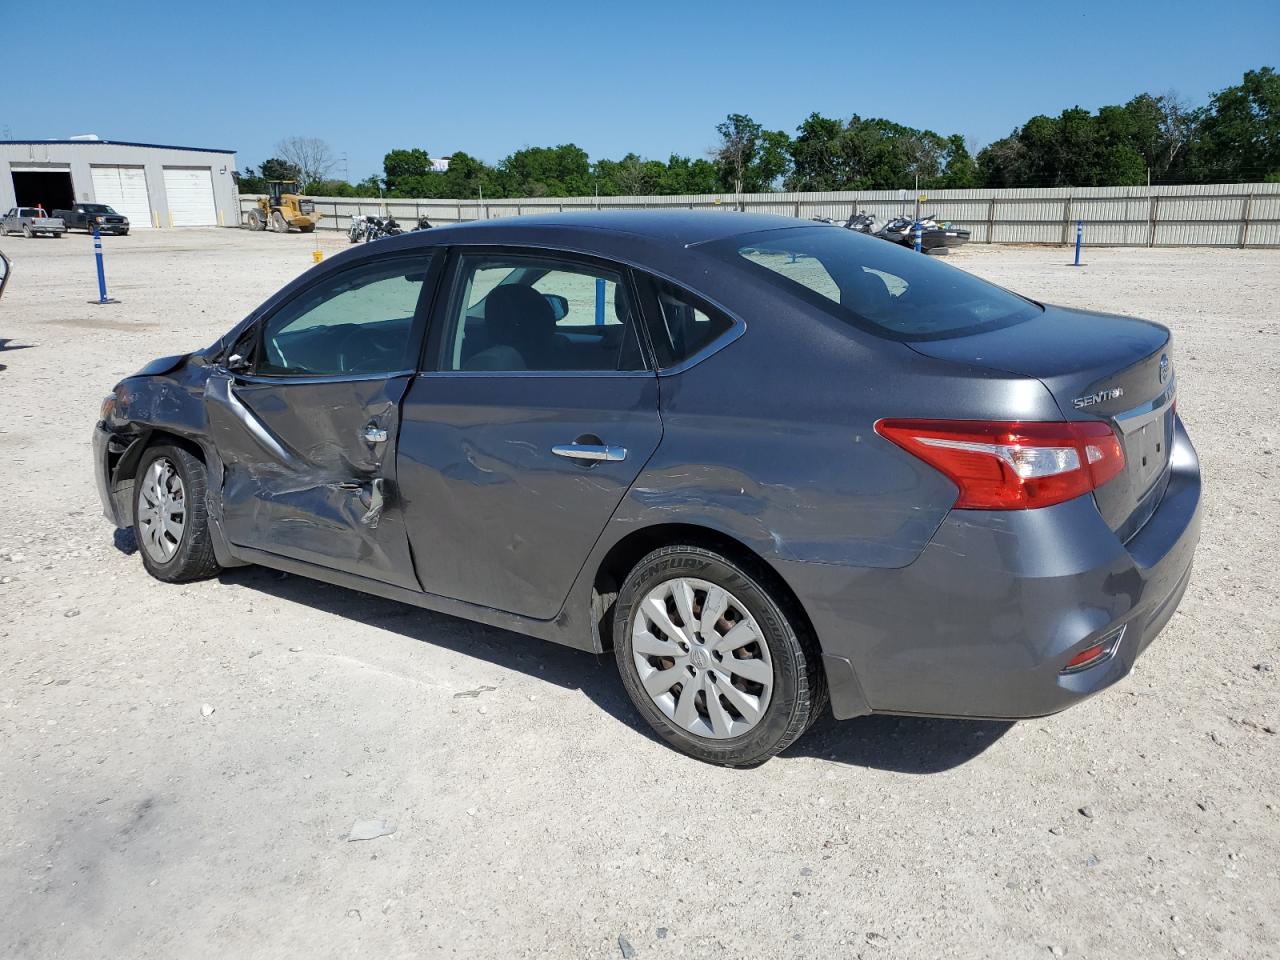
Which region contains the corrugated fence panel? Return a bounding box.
[241,183,1280,245]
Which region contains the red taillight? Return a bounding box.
[875,419,1125,510]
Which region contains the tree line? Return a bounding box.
[236,67,1277,200]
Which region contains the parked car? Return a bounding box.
[92,213,1201,766]
[53,203,130,235]
[0,207,65,238]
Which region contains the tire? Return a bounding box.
[272,211,289,233]
[0,223,8,236]
[245,210,265,231]
[613,545,827,767]
[23,225,32,239]
[132,444,221,583]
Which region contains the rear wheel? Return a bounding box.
[133,444,220,583]
[613,545,826,766]
[22,225,32,239]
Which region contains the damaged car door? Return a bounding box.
[206,254,436,589]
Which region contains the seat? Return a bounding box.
[464,284,567,371]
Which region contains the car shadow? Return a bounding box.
[157,561,1010,774]
[0,338,35,373]
[782,713,1012,773]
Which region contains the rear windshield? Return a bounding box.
[714,226,1040,341]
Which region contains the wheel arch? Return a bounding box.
[113,427,208,485]
[590,522,818,655]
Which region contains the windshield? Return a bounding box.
[715,226,1040,341]
[83,204,117,214]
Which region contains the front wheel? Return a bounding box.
[133,444,221,583]
[613,546,826,766]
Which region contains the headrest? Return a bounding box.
[485,284,557,343]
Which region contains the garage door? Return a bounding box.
[162,167,217,226]
[90,166,152,228]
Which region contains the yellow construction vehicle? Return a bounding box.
[243,181,322,233]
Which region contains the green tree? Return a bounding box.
[498,144,591,197]
[660,154,719,194]
[383,148,433,194]
[260,157,302,182]
[939,135,979,188]
[1187,67,1280,181]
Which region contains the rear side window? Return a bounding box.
[640,278,736,369]
[443,254,646,372]
[720,226,1039,341]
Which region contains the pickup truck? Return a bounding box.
[0,207,66,238]
[53,203,130,235]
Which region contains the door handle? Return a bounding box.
[364,424,388,444]
[552,443,627,462]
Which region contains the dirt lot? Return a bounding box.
[1,227,1277,960]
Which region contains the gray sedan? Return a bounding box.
[93,213,1201,766]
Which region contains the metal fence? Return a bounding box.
[240,182,1280,247]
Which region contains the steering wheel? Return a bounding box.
[337,326,403,373]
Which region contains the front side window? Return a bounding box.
[256,257,432,376]
[443,254,645,372]
[719,226,1040,341]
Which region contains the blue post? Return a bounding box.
[93,227,108,301]
[89,225,119,305]
[594,277,605,326]
[1073,219,1083,266]
[913,223,923,253]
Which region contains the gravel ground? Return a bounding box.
[0,228,1277,960]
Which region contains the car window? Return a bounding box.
[720,226,1039,341]
[256,257,432,376]
[444,254,645,372]
[641,278,736,370]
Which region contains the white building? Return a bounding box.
[0,137,238,228]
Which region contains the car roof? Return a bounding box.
[419,210,804,249]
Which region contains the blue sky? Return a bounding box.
[8,0,1278,180]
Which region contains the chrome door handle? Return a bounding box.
[552,443,627,462]
[364,425,388,443]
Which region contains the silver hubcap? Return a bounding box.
[631,577,774,740]
[136,458,186,562]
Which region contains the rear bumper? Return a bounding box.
[784,417,1202,721]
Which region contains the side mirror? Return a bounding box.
[0,249,10,301]
[544,293,569,322]
[226,353,250,372]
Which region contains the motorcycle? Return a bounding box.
[347,215,366,243]
[348,214,403,243]
[812,211,881,234]
[413,216,433,231]
[875,215,971,253]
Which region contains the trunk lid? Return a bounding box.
[907,304,1176,539]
